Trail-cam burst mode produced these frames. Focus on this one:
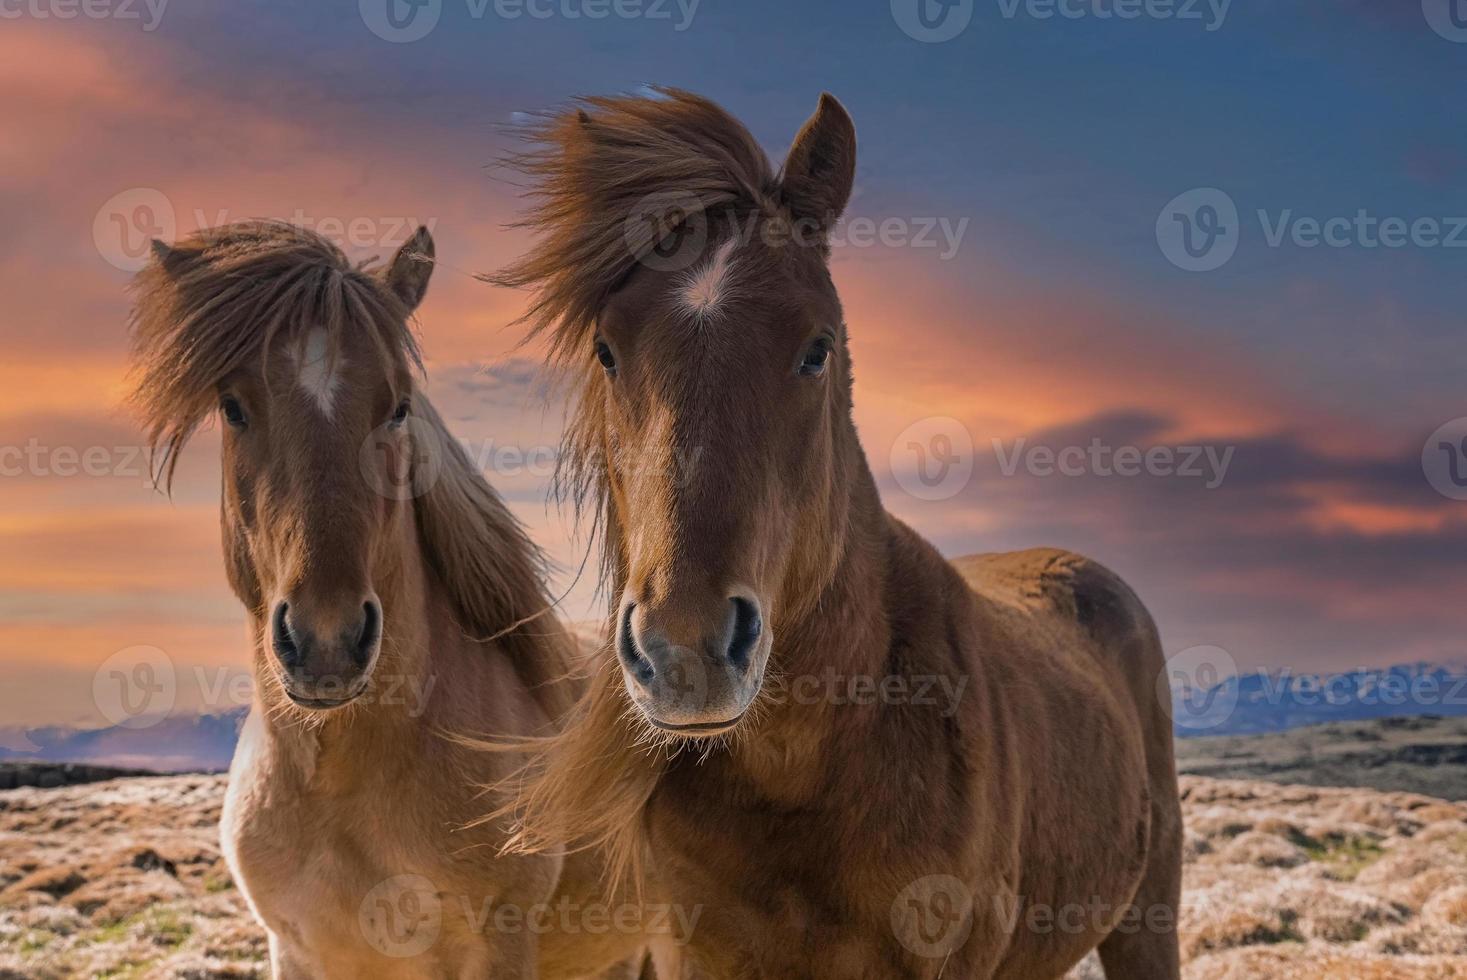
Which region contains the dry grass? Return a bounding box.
[3,775,1465,977]
[0,776,263,979]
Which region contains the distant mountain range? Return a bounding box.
[1,663,1464,771]
[1169,662,1467,737]
[0,707,246,773]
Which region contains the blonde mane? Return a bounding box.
[129,220,419,489]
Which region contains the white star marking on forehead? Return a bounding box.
[675,237,740,323]
[294,328,341,418]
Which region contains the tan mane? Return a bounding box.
[128,219,421,490]
[129,220,574,721]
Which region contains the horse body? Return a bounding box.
[489,87,1182,979]
[641,525,1176,979]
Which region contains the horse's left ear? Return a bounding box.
[780,93,856,237]
[385,226,435,312]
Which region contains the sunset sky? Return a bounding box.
[3,1,1465,727]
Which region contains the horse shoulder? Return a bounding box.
[950,547,1158,654]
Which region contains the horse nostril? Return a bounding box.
[271,602,300,667]
[726,596,762,670]
[617,602,655,684]
[354,600,381,667]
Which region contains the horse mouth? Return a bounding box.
[283,685,368,711]
[647,712,747,737]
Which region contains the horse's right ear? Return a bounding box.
[150,239,190,277]
[780,93,857,238]
[385,226,435,313]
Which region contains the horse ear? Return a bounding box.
[780,93,856,237]
[149,239,190,277]
[385,226,435,312]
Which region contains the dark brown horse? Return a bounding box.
[130,221,653,979]
[489,90,1182,979]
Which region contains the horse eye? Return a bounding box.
[221,397,247,428]
[390,400,411,427]
[594,340,618,377]
[798,338,832,378]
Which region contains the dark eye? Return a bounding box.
[221,396,247,428]
[594,340,617,377]
[390,399,411,427]
[798,337,833,378]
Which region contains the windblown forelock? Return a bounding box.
[485,88,782,582]
[127,220,422,489]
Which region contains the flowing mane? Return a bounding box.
[130,220,575,720]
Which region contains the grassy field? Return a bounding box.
[3,768,1467,978]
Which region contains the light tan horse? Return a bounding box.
[130,221,653,978]
[487,90,1183,979]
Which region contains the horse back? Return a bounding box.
[951,547,1168,737]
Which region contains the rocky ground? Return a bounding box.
[2,775,1466,978]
